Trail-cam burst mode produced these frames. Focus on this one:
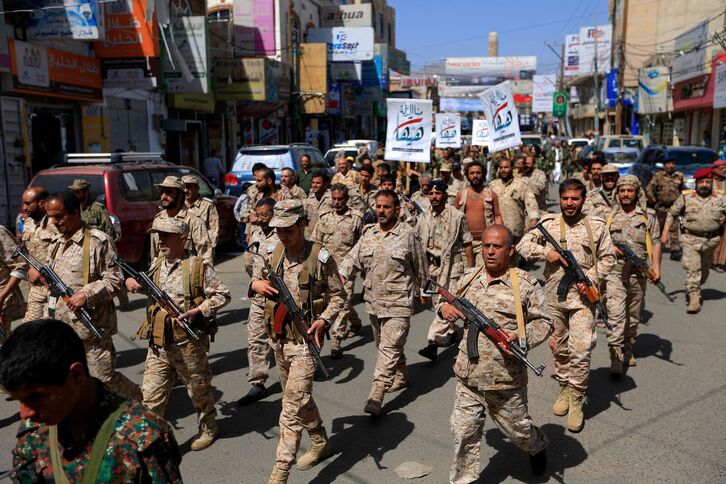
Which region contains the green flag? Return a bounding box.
[553,91,568,117]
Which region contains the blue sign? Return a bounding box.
[607,69,618,107]
[26,0,101,40]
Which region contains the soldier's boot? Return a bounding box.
[566,388,585,433]
[364,382,386,416]
[387,364,409,393]
[418,342,438,361]
[237,383,268,406]
[330,340,343,360]
[687,291,702,314]
[623,345,636,367]
[609,348,623,377]
[296,427,332,470]
[552,383,570,416]
[670,250,682,261]
[191,419,218,451]
[267,467,289,484]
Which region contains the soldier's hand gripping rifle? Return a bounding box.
[426,279,546,376]
[248,242,330,379]
[14,248,104,339]
[113,257,201,341]
[614,242,674,302]
[401,194,424,214]
[533,220,612,330]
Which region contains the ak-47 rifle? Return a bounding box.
[592,186,612,207]
[113,257,201,341]
[360,197,378,224]
[614,242,674,302]
[426,279,546,376]
[533,220,612,330]
[401,194,424,214]
[248,242,330,378]
[14,248,104,339]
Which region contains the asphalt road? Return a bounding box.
[1,223,725,483]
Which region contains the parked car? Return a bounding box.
[344,139,378,156]
[568,138,592,150]
[225,144,327,197]
[596,135,645,152]
[27,152,241,264]
[521,134,543,147]
[632,145,719,189]
[324,145,360,167]
[602,147,640,175]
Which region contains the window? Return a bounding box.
[120,171,153,202]
[31,174,106,204]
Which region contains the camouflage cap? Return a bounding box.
[181,175,199,185]
[616,174,641,188]
[601,164,620,174]
[147,217,189,235]
[67,179,91,190]
[269,199,305,228]
[439,162,452,172]
[155,176,184,190]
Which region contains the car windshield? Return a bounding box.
[571,140,588,148]
[233,149,291,171]
[671,150,719,166]
[623,139,643,150]
[522,137,541,146]
[325,149,358,165]
[31,174,106,203]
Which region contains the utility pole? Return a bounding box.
[593,16,601,144]
[615,0,629,134]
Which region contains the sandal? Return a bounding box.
[345,326,362,339]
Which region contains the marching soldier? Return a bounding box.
[0,224,26,337]
[150,176,213,265]
[488,158,539,244]
[443,225,552,482]
[30,191,141,401]
[339,190,428,416]
[331,155,360,188]
[417,181,475,361]
[583,164,619,218]
[126,217,230,451]
[646,155,685,260]
[183,175,220,248]
[310,184,364,359]
[303,170,333,233]
[517,179,615,432]
[604,175,661,375]
[349,164,377,217]
[662,168,726,313]
[281,167,308,200]
[248,199,344,483]
[409,173,433,213]
[438,163,461,205]
[520,156,549,212]
[68,179,116,239]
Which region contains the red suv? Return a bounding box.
[27,153,241,264]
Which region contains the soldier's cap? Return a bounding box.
[345,156,355,162]
[430,180,447,192]
[439,162,452,172]
[462,157,474,164]
[616,174,641,189]
[155,176,185,190]
[269,199,305,228]
[181,175,199,185]
[147,217,189,235]
[601,164,620,174]
[712,159,726,168]
[67,179,90,190]
[693,168,713,180]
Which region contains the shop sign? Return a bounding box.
[26,0,101,40]
[95,0,159,58]
[307,27,374,62]
[321,3,371,28]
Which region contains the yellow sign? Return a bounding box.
[171,93,215,111]
[300,44,327,114]
[216,58,266,101]
[81,104,111,153]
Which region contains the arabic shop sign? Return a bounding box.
[25,0,101,40]
[307,27,374,61]
[435,112,461,148]
[95,0,159,58]
[384,98,432,163]
[479,81,521,153]
[161,16,209,94]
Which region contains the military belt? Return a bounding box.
[684,228,721,239]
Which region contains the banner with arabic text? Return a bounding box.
[384,99,432,163]
[435,113,461,148]
[471,119,489,147]
[479,81,521,153]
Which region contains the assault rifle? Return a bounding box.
[533,220,612,330]
[14,248,104,339]
[0,457,37,480]
[614,242,674,302]
[592,186,612,207]
[359,197,377,224]
[113,257,201,341]
[248,242,330,378]
[402,194,424,214]
[426,279,546,376]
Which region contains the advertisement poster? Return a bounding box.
[307,27,374,61]
[552,91,568,117]
[638,66,669,114]
[96,0,158,58]
[471,119,489,147]
[564,34,579,76]
[26,0,101,40]
[578,24,612,75]
[714,62,726,110]
[384,99,432,163]
[672,21,708,84]
[479,81,521,153]
[439,98,482,112]
[435,112,461,148]
[532,74,556,113]
[162,16,208,94]
[233,0,276,56]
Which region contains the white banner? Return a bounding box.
[435,112,461,148]
[385,99,432,163]
[479,81,521,153]
[307,27,374,61]
[445,56,537,77]
[564,34,580,76]
[578,25,612,75]
[471,119,489,147]
[532,74,556,113]
[638,66,669,114]
[714,62,726,109]
[163,16,208,94]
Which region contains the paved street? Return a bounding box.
[1,240,726,483]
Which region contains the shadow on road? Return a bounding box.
[634,333,682,366]
[701,287,726,301]
[327,354,365,385]
[217,308,248,328]
[209,347,249,376]
[585,368,636,419]
[117,347,149,369]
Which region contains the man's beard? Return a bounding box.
[468,178,483,188]
[696,186,712,197]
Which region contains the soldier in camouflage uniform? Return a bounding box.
[150,176,213,265]
[339,190,429,416]
[583,164,618,219]
[126,217,230,451]
[417,181,474,361]
[30,192,141,401]
[280,167,308,200]
[518,179,615,432]
[0,224,26,338]
[303,171,333,234]
[331,155,360,188]
[662,168,726,313]
[408,173,433,213]
[249,199,344,483]
[243,167,293,241]
[604,175,661,376]
[183,175,220,247]
[2,320,182,483]
[443,225,552,482]
[68,179,116,239]
[310,184,364,359]
[348,164,378,222]
[438,163,463,205]
[488,158,539,243]
[20,187,57,321]
[646,155,684,260]
[520,156,549,212]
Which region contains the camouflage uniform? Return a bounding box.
[13,382,182,482]
[517,215,615,392]
[349,185,378,216]
[331,170,360,188]
[520,169,548,212]
[0,226,26,335]
[646,170,684,252]
[150,208,213,265]
[187,196,220,247]
[666,191,726,300]
[140,254,230,438]
[21,215,57,321]
[303,190,333,233]
[310,208,364,352]
[583,187,614,219]
[81,201,116,239]
[339,221,428,394]
[288,184,307,200]
[46,226,141,401]
[417,205,472,345]
[488,177,539,240]
[410,189,432,213]
[445,267,552,484]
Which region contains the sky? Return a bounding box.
[389,0,610,74]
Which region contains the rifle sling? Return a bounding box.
[559,216,598,280]
[509,268,527,350]
[82,228,91,286]
[607,211,653,263]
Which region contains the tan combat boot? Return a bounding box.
[687,291,701,314]
[609,349,623,377]
[191,419,218,451]
[567,388,585,433]
[623,347,636,367]
[552,383,570,416]
[364,382,386,416]
[297,427,332,470]
[387,364,409,393]
[268,467,289,484]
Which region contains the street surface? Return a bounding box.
[1,203,725,483]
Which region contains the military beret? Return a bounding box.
[693,168,713,180]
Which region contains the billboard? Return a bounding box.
[578,25,612,75]
[307,27,374,61]
[102,58,157,89]
[162,16,208,94]
[672,21,708,84]
[95,0,158,58]
[715,62,726,110]
[564,34,580,76]
[26,0,101,40]
[445,56,537,78]
[532,74,556,113]
[321,3,372,28]
[385,99,432,163]
[300,43,327,114]
[233,0,276,56]
[638,66,669,114]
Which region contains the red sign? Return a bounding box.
[95,0,159,58]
